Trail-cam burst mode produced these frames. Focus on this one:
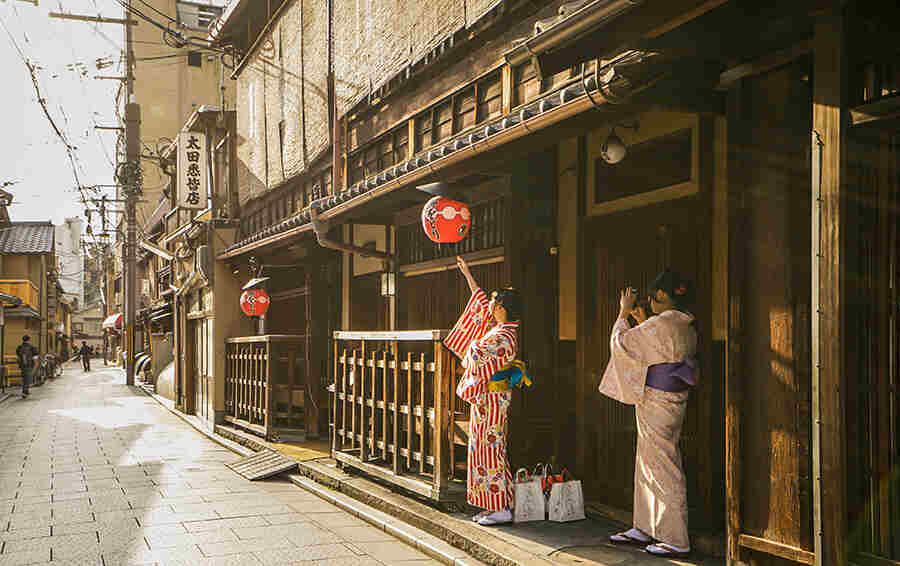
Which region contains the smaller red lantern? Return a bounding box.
[240,289,271,317]
[421,196,471,243]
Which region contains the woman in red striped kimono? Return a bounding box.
[444,256,522,526]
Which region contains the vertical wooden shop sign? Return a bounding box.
[177,132,209,210]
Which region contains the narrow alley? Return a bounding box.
[0,364,466,566]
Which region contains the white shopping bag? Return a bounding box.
[547,470,585,522]
[513,468,545,523]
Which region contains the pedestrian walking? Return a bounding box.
[16,335,38,397]
[80,341,91,372]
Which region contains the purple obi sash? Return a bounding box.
[645,357,698,393]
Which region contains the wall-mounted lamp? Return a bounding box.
[381,272,395,297]
[600,121,639,165]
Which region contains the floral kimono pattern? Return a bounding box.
[598,310,697,549]
[445,288,518,511]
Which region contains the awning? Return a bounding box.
[102,313,123,330]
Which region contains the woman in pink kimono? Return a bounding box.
[444,256,522,526]
[600,269,698,558]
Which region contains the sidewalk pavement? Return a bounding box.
[0,362,482,566]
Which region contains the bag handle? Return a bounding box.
[533,463,550,478]
[515,468,531,482]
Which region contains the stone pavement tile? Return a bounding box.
[326,526,398,543]
[7,512,93,531]
[145,529,238,550]
[184,516,268,533]
[135,510,220,526]
[231,524,325,542]
[0,527,49,542]
[262,513,309,526]
[350,541,430,563]
[82,469,115,480]
[0,549,49,566]
[198,536,296,557]
[84,479,119,491]
[101,545,207,566]
[213,504,295,519]
[284,500,343,515]
[51,491,92,503]
[309,514,370,529]
[4,532,99,556]
[167,503,218,514]
[253,545,356,565]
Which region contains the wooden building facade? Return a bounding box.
[209,1,900,564]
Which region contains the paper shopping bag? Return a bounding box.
[513,469,546,523]
[547,470,585,522]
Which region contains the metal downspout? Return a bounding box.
[308,205,394,260]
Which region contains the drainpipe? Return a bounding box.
[308,203,394,260]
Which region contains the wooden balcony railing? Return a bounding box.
[224,335,307,440]
[332,330,467,501]
[0,280,40,310]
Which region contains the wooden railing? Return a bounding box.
[224,335,307,440]
[332,330,467,501]
[0,280,40,310]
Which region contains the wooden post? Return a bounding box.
[419,352,426,475]
[382,349,389,462]
[392,340,400,474]
[360,340,368,462]
[406,351,413,472]
[432,341,447,497]
[812,9,847,566]
[725,82,747,566]
[264,340,273,438]
[333,340,339,454]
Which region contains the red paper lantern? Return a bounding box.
[421,196,471,243]
[240,289,271,317]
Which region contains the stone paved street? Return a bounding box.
[0,364,451,566]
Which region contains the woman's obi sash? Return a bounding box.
[488,360,531,393]
[645,357,698,393]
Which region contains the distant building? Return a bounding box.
[55,217,83,309]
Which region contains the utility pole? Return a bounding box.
[123,0,138,386]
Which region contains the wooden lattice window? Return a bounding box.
[477,71,502,122]
[415,112,433,152]
[453,86,476,133]
[348,152,364,186]
[434,100,453,143]
[513,61,540,107]
[379,135,394,170]
[364,146,379,178]
[393,126,409,164]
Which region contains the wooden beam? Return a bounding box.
[739,534,816,565]
[717,40,813,90]
[811,8,848,566]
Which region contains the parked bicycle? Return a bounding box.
[37,354,61,381]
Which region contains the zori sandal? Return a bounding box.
[645,543,691,558]
[610,529,652,546]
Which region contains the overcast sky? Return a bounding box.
[0,0,227,238]
[1,0,128,232]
